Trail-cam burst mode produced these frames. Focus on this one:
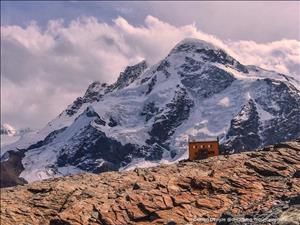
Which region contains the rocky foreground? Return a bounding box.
[1,140,300,225]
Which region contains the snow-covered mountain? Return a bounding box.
[1,124,19,149]
[2,38,300,183]
[1,124,33,153]
[1,123,17,136]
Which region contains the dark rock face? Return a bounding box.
[145,75,157,95]
[140,102,159,122]
[255,79,300,146]
[113,60,148,90]
[57,125,139,173]
[1,140,299,225]
[0,150,27,188]
[65,97,84,116]
[148,87,194,145]
[27,127,67,150]
[254,79,299,117]
[108,117,118,127]
[12,107,156,176]
[65,60,147,117]
[156,60,171,78]
[222,100,261,153]
[0,107,149,185]
[179,57,236,98]
[222,79,300,153]
[55,109,145,173]
[156,59,170,73]
[143,144,167,161]
[82,81,107,103]
[65,82,108,116]
[136,87,195,160]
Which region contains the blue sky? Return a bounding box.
[2,1,299,42]
[1,1,300,129]
[1,1,128,26]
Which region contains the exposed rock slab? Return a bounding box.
[1,140,300,225]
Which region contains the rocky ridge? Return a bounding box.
[1,140,300,225]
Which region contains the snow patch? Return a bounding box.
[218,97,230,107]
[120,158,176,171]
[57,166,84,177]
[256,103,274,122]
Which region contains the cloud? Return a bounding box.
[1,16,299,129]
[229,40,300,75]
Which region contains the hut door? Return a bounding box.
[197,149,208,160]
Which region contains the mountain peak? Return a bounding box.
[173,38,219,52]
[83,81,107,101]
[113,60,148,90]
[170,38,248,73]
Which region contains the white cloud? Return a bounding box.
[229,40,300,75]
[1,16,299,129]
